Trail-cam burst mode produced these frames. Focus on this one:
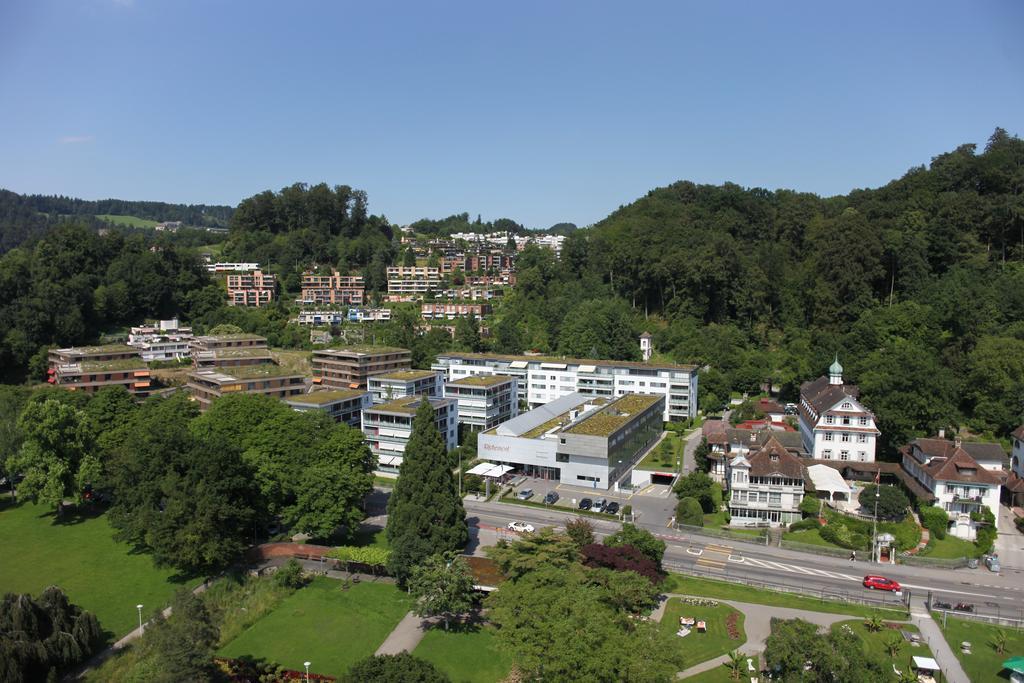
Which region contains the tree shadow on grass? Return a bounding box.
[46,502,109,525]
[431,609,486,634]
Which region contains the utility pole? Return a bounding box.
[872,480,880,563]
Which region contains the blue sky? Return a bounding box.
[0,1,1021,229]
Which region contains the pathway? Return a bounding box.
[375,611,434,655]
[909,599,970,683]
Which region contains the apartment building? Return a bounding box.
[284,389,372,427]
[421,303,491,320]
[432,352,698,422]
[127,318,194,362]
[437,288,501,301]
[727,437,807,528]
[301,271,365,306]
[387,266,441,294]
[348,308,391,322]
[311,347,412,390]
[901,437,1004,540]
[798,358,880,463]
[190,334,273,368]
[226,270,276,307]
[368,370,444,404]
[186,365,306,411]
[444,375,519,430]
[47,345,151,397]
[478,393,662,489]
[361,396,459,470]
[206,262,259,273]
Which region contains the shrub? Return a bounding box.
[788,518,822,533]
[973,508,997,553]
[800,496,822,516]
[676,497,704,527]
[919,505,949,541]
[621,504,633,518]
[273,559,308,589]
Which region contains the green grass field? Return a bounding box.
[681,666,739,681]
[782,528,837,547]
[218,578,411,677]
[919,534,980,559]
[414,623,514,683]
[96,214,159,228]
[662,574,907,619]
[659,599,745,668]
[935,613,1024,682]
[0,500,197,639]
[829,619,931,676]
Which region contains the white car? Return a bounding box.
[507,521,535,533]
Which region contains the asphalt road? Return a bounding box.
[464,498,1024,622]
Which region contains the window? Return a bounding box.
[842,402,852,409]
[857,434,867,443]
[841,433,851,442]
[859,416,868,426]
[825,415,835,425]
[556,453,569,463]
[769,492,782,506]
[823,449,833,459]
[857,451,866,461]
[840,450,849,461]
[824,433,833,442]
[733,470,748,484]
[842,416,851,425]
[733,491,747,502]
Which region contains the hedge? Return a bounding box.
[919,505,948,541]
[788,518,822,533]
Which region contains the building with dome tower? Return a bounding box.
[797,357,880,463]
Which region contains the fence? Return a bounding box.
[929,607,1024,630]
[663,561,910,613]
[898,554,971,569]
[779,539,856,559]
[674,522,769,546]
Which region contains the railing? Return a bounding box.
[780,539,855,559]
[897,554,971,569]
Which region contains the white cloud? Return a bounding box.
[59,135,95,144]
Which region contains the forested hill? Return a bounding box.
[0,189,234,253]
[553,127,1023,450]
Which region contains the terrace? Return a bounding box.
[375,369,438,381]
[78,358,149,372]
[287,389,367,404]
[448,375,513,388]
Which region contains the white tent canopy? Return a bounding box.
[912,656,940,671]
[806,464,851,498]
[467,462,515,478]
[378,454,403,467]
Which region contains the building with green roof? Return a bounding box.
[367,369,443,404]
[285,389,372,427]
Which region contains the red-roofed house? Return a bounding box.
[727,436,806,528]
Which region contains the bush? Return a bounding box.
[973,508,997,553]
[273,559,308,589]
[621,504,632,518]
[860,484,910,520]
[788,518,822,533]
[919,505,949,541]
[819,522,870,550]
[800,496,823,516]
[676,497,704,527]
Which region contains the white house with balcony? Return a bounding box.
[901,437,1003,540]
[727,436,806,527]
[361,396,458,473]
[798,358,880,463]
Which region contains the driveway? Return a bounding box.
[995,505,1024,575]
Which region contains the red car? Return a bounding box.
[863,575,901,592]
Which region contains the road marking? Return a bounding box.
[686,547,703,556]
[728,555,744,563]
[706,544,733,553]
[697,557,727,570]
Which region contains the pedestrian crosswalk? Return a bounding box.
[695,543,732,571]
[737,556,860,581]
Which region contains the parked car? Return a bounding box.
[517,488,534,501]
[592,498,608,513]
[578,498,593,510]
[984,554,1001,572]
[507,521,535,533]
[543,490,560,505]
[862,575,901,592]
[605,501,620,515]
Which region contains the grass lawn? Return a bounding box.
[920,534,980,559]
[681,666,740,681]
[96,214,159,228]
[414,623,514,683]
[782,528,838,547]
[218,578,411,677]
[272,348,312,375]
[635,433,682,471]
[829,619,932,676]
[662,574,907,619]
[350,525,389,549]
[934,613,1024,683]
[0,500,197,639]
[659,599,745,668]
[703,510,730,528]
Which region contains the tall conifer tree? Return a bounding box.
[386,399,467,582]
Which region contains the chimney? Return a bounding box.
[954,437,962,449]
[938,428,945,439]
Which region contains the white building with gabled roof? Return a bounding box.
[797,357,880,463]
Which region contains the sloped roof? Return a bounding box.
[747,436,805,479]
[1005,472,1024,493]
[726,427,804,452]
[911,438,1008,468]
[921,447,1002,485]
[799,375,861,416]
[1012,425,1024,441]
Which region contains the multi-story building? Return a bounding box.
[703,421,805,482]
[284,389,372,427]
[465,274,516,287]
[296,310,347,326]
[368,370,444,404]
[421,303,491,320]
[301,271,365,306]
[477,393,663,489]
[348,308,391,323]
[47,345,151,397]
[432,351,698,422]
[206,262,259,273]
[186,365,306,411]
[444,375,519,430]
[311,347,412,390]
[901,437,1003,540]
[361,396,459,471]
[727,437,806,528]
[797,358,880,463]
[1007,426,1024,507]
[127,318,194,362]
[190,334,273,368]
[436,288,501,301]
[226,270,276,307]
[387,266,440,294]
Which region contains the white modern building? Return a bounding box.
[432,352,698,422]
[387,266,441,294]
[206,262,259,273]
[444,375,519,430]
[901,437,1003,540]
[361,396,458,472]
[727,436,806,528]
[368,370,444,404]
[477,392,664,489]
[797,358,880,463]
[127,318,194,362]
[285,389,372,428]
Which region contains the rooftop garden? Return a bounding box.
[566,394,661,437]
[449,374,513,387]
[287,389,367,404]
[219,363,305,380]
[80,358,149,372]
[61,343,136,354]
[377,369,438,380]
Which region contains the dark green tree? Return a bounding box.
[146,590,219,682]
[341,653,450,683]
[674,470,716,512]
[386,400,468,583]
[694,437,711,472]
[676,497,704,527]
[408,551,476,630]
[859,484,910,520]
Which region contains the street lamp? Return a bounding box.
[304,661,311,682]
[136,604,143,632]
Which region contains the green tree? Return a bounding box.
[454,315,482,352]
[486,527,579,580]
[341,653,450,683]
[694,437,711,472]
[565,518,595,549]
[676,497,704,526]
[859,485,910,520]
[557,298,639,361]
[603,523,666,568]
[725,650,745,681]
[964,336,1024,434]
[146,590,219,683]
[674,470,716,512]
[10,398,97,513]
[0,385,30,499]
[408,551,476,631]
[386,399,468,583]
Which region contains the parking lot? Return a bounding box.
[501,475,679,526]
